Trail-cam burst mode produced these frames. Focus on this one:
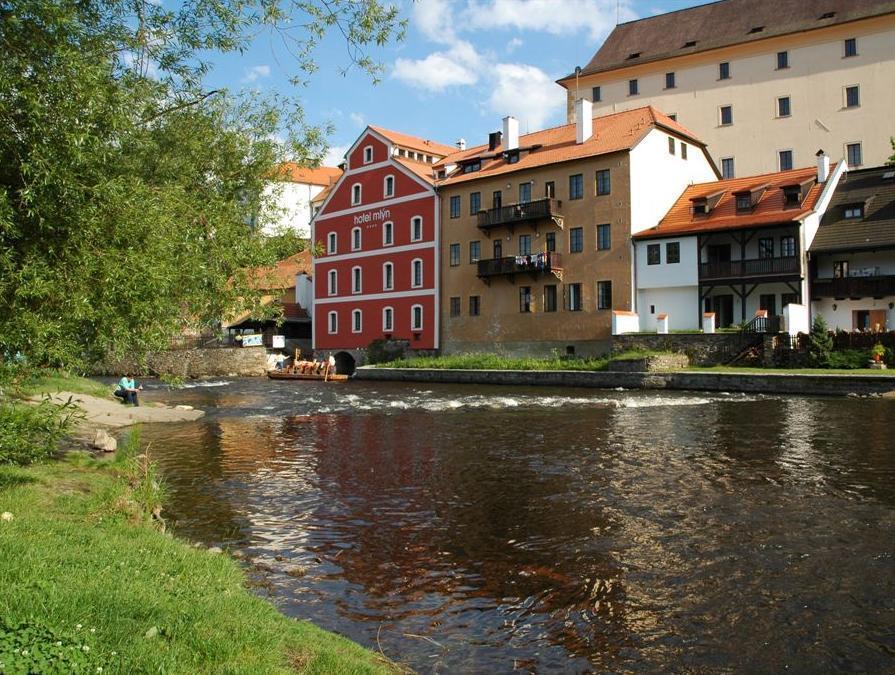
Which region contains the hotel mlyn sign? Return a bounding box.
[311,126,457,355]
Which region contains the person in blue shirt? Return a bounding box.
[114,374,143,406]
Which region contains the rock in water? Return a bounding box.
[92,429,117,453]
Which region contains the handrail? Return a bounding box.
[476,197,562,230]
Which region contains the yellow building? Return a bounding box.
[435,103,717,357]
[559,0,895,178]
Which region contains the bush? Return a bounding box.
[806,315,833,367]
[0,398,79,466]
[825,349,869,370]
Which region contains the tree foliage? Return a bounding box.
[0,0,404,368]
[806,315,833,367]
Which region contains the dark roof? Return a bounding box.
[811,166,895,252]
[561,0,895,79]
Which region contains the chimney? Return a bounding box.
[488,131,502,151]
[503,116,519,151]
[456,138,466,151]
[816,149,830,182]
[575,98,593,144]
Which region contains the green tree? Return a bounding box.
[806,315,833,368]
[0,0,404,368]
[889,137,895,164]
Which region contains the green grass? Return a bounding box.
[378,353,609,371]
[0,455,397,674]
[688,365,895,376]
[609,349,679,362]
[12,370,113,399]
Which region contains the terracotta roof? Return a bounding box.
[393,156,437,185]
[436,106,705,187]
[274,164,342,186]
[368,125,457,157]
[811,166,895,252]
[245,250,313,291]
[311,182,334,205]
[561,0,895,80]
[635,165,826,238]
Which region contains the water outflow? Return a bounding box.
[138,379,895,673]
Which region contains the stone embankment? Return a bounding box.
[356,367,895,397]
[92,347,270,378]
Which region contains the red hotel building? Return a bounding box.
[312,126,456,367]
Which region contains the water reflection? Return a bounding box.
[139,380,895,672]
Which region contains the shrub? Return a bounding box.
[806,315,833,367]
[825,349,869,370]
[0,398,79,466]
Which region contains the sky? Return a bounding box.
[203,0,701,166]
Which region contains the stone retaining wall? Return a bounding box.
[356,367,895,397]
[606,354,690,372]
[92,347,270,378]
[611,333,743,366]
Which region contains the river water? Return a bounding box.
[136,378,895,672]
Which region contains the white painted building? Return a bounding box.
[259,164,342,238]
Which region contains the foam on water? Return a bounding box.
[180,380,232,389]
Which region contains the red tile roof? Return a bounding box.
[393,156,438,185]
[436,106,704,186]
[246,250,313,290]
[635,165,828,239]
[368,125,457,157]
[274,164,342,186]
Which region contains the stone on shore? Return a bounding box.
[92,429,118,453]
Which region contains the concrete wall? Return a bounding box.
[93,347,271,378]
[636,235,699,287]
[441,339,611,359]
[812,296,895,331]
[637,287,701,331]
[612,332,746,365]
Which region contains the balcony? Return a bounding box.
[699,256,800,281]
[812,275,895,298]
[476,198,564,233]
[477,253,563,283]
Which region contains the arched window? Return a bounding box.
[327,232,337,254]
[411,304,423,331]
[384,175,395,198]
[363,146,373,164]
[383,306,394,332]
[382,221,394,246]
[327,311,338,334]
[351,226,362,251]
[352,309,362,333]
[382,262,394,291]
[351,183,362,206]
[352,266,362,294]
[411,258,423,288]
[411,216,423,242]
[327,269,337,296]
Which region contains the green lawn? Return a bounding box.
[378,353,609,371]
[8,370,112,399]
[687,365,895,376]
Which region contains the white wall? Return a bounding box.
[705,281,803,326]
[260,181,325,238]
[803,158,848,250]
[635,236,698,287]
[783,303,810,335]
[637,287,700,331]
[814,250,895,278]
[612,311,641,335]
[813,297,895,331]
[295,273,313,311]
[629,129,717,234]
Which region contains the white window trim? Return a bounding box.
[327,269,337,296]
[720,156,735,179]
[351,183,362,206]
[327,311,338,334]
[411,304,423,331]
[383,174,395,198]
[382,262,394,291]
[327,232,337,255]
[363,145,373,164]
[411,258,423,289]
[351,309,362,334]
[382,221,394,246]
[382,306,394,332]
[411,215,423,242]
[351,226,362,252]
[351,266,362,294]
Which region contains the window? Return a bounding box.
[758,238,774,259]
[570,227,583,253]
[759,294,776,316]
[628,79,639,95]
[351,266,362,294]
[668,137,676,155]
[569,174,584,200]
[720,105,733,126]
[782,293,799,308]
[777,51,789,69]
[462,160,481,174]
[519,234,532,256]
[666,242,680,264]
[597,223,611,250]
[519,286,532,313]
[721,157,735,179]
[568,283,582,311]
[352,309,362,333]
[383,307,393,332]
[327,269,337,296]
[665,72,676,89]
[383,221,393,246]
[351,183,362,205]
[383,262,393,290]
[363,146,373,164]
[327,311,338,334]
[469,240,481,263]
[595,169,610,195]
[545,232,556,252]
[327,232,337,254]
[351,226,361,251]
[384,175,395,198]
[492,190,502,210]
[450,296,461,317]
[411,216,423,241]
[545,181,555,199]
[597,281,612,310]
[719,61,730,80]
[780,235,796,257]
[647,244,661,265]
[544,285,557,312]
[783,187,800,205]
[844,205,864,219]
[846,142,863,167]
[518,182,531,204]
[450,195,461,218]
[411,304,423,331]
[592,86,601,102]
[777,96,791,117]
[469,296,480,316]
[844,37,857,57]
[736,194,752,211]
[845,85,860,108]
[470,191,481,215]
[411,259,423,288]
[833,261,849,278]
[449,243,460,266]
[681,143,688,160]
[493,239,502,259]
[506,150,520,164]
[779,150,793,171]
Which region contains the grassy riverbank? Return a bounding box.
[378,353,610,371]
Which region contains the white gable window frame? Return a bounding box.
[351,183,362,206]
[327,311,338,334]
[382,261,394,291]
[383,306,394,332]
[363,145,373,164]
[411,304,423,332]
[327,269,337,296]
[327,231,337,254]
[352,308,362,333]
[382,221,394,246]
[384,174,395,198]
[411,215,423,242]
[411,258,423,289]
[352,266,362,294]
[351,226,362,251]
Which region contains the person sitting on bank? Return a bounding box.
[114,374,143,406]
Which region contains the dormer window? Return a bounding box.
[735,194,752,211]
[693,200,708,216]
[691,190,724,216]
[783,187,801,206]
[627,51,641,60]
[844,204,864,219]
[748,26,764,34]
[462,159,481,174]
[683,40,697,48]
[506,150,520,164]
[819,11,835,19]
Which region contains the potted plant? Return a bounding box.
[871,343,886,363]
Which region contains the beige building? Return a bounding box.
[559,0,895,178]
[435,103,717,356]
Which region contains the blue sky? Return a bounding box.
[204,0,699,165]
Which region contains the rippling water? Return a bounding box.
[135,378,895,672]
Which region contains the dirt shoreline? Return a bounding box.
[32,391,204,428]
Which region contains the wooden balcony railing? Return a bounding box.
[699,256,800,280]
[477,252,562,279]
[476,198,563,231]
[812,275,895,298]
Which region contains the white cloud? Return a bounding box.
[323,144,349,166]
[349,112,366,128]
[488,63,563,130]
[462,0,636,39]
[242,65,271,83]
[506,37,523,53]
[392,40,483,91]
[413,0,458,43]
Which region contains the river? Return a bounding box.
[137,378,895,672]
